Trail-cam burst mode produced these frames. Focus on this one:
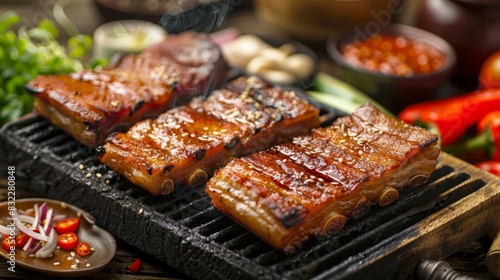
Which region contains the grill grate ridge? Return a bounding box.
[14,117,50,137]
[168,197,213,220]
[196,215,234,236]
[51,138,80,156]
[181,207,222,229]
[37,133,71,148]
[25,124,61,143]
[254,248,284,266]
[210,223,248,244]
[148,189,208,214]
[224,231,263,251]
[241,241,275,259]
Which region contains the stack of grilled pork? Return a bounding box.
[25,31,440,252]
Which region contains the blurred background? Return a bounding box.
[3,0,498,87]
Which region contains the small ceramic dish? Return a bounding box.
[0,198,116,277]
[93,20,168,59]
[327,23,456,112]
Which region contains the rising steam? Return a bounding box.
[159,0,241,34]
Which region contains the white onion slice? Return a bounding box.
[18,214,35,225]
[32,204,39,228]
[35,228,57,258]
[37,225,47,239]
[43,208,53,234]
[0,224,11,235]
[52,214,67,223]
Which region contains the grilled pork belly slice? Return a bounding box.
[25,31,228,148]
[206,103,440,253]
[99,76,320,195]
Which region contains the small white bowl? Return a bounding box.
[93,20,168,59]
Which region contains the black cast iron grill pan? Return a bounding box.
[1,107,500,279]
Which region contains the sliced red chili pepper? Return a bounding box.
[399,88,500,146]
[128,258,142,273]
[15,232,29,248]
[475,161,500,176]
[75,242,92,257]
[57,232,78,250]
[55,218,80,234]
[2,234,14,251]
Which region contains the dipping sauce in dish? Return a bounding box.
[340,35,446,76]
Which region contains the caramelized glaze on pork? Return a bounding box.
[206,103,440,253]
[99,76,320,195]
[26,31,228,147]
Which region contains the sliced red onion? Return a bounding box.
[39,202,48,221]
[43,208,53,234]
[35,228,57,258]
[13,211,48,242]
[22,237,35,252]
[44,223,53,236]
[29,242,43,255]
[8,204,62,258]
[32,204,39,228]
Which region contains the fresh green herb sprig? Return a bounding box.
[0,11,107,126]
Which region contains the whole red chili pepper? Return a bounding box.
[398,88,500,146]
[475,161,500,176]
[443,111,500,160]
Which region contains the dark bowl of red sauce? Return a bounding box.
[327,24,456,113]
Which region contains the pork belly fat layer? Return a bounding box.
[206,103,440,253]
[99,76,320,195]
[26,31,229,148]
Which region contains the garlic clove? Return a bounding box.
[222,34,268,68]
[259,47,289,63]
[257,69,297,85]
[278,43,296,56]
[284,53,315,79]
[246,56,277,74]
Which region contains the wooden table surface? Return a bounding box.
[0,1,497,279]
